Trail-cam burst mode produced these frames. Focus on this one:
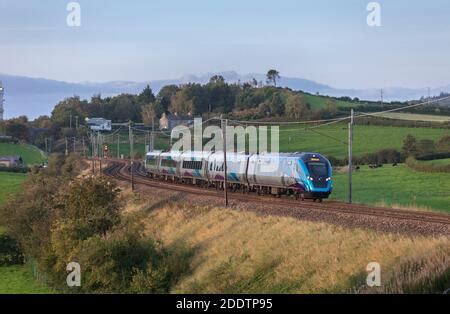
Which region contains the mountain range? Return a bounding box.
[1,71,449,119]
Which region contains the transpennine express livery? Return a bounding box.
[144,151,332,202]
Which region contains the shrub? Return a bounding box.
[405,157,450,173]
[0,233,24,265]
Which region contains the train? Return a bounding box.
[144,151,333,201]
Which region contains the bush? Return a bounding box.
[0,233,24,265]
[405,157,450,173]
[0,166,29,173]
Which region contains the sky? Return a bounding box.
[0,0,449,89]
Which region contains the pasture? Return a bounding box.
[0,143,46,165]
[278,124,449,159]
[331,164,450,213]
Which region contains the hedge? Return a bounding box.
[405,157,450,173]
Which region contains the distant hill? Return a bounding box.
[1,72,449,119]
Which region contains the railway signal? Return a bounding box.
[104,144,109,157]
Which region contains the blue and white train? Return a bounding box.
[144,151,332,201]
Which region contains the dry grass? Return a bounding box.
[132,200,450,293]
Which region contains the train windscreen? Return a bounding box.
[306,162,328,177]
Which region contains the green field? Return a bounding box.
[302,93,356,110]
[0,264,53,294]
[279,124,449,159]
[0,143,46,165]
[331,164,450,213]
[0,172,26,205]
[102,134,170,158]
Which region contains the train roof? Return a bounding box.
[145,151,325,158]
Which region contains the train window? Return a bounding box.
[183,160,202,170]
[306,162,327,177]
[161,159,177,168]
[146,157,157,166]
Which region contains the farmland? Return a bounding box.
[0,143,46,165]
[278,124,449,159]
[331,164,450,213]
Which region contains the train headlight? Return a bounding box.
[307,176,314,181]
[326,177,331,181]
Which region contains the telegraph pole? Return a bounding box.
[221,119,229,207]
[73,137,76,153]
[82,137,85,157]
[348,109,354,204]
[129,121,135,191]
[117,134,120,159]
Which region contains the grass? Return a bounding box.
[0,172,26,205]
[0,143,46,165]
[0,264,54,294]
[100,133,170,158]
[331,164,450,213]
[139,201,450,293]
[278,124,449,159]
[302,93,356,110]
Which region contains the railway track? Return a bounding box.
[102,160,450,227]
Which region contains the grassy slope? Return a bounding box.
[331,164,450,213]
[141,202,450,293]
[302,93,356,110]
[0,143,46,165]
[279,124,448,159]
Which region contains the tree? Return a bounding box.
[50,96,85,128]
[5,120,29,141]
[209,75,225,84]
[266,69,280,87]
[437,135,450,153]
[417,139,435,157]
[141,104,156,128]
[325,99,338,116]
[285,94,308,119]
[402,135,419,157]
[266,92,285,116]
[157,85,180,116]
[138,85,156,104]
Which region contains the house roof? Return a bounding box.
[0,155,22,162]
